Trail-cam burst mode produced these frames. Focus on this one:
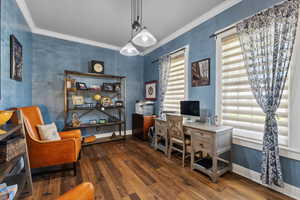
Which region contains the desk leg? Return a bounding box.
[191,150,194,170]
[164,136,168,155]
[211,156,218,183]
[229,149,233,172]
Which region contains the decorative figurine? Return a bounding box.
[71,112,81,127]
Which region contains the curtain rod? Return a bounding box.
[151,47,186,64]
[209,25,236,39]
[209,0,292,39]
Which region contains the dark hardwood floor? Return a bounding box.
[23,138,294,200]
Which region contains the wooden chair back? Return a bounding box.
[166,115,184,140]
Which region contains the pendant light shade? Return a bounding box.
[132,28,157,47]
[120,0,156,56]
[120,42,140,56]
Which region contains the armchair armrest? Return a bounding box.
[59,129,81,139]
[28,137,81,168]
[56,182,95,200]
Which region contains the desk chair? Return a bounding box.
[154,120,168,155]
[167,115,191,167]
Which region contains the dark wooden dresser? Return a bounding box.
[132,113,156,140]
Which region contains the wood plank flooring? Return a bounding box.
[23,138,294,200]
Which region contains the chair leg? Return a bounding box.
[78,150,82,160]
[73,162,77,176]
[164,136,168,155]
[154,135,158,150]
[168,140,172,159]
[191,150,194,170]
[182,145,186,168]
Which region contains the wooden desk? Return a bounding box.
[155,118,233,183]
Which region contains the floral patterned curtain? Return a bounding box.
[236,0,299,186]
[158,55,170,118]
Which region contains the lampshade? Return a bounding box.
[120,42,140,56]
[132,28,157,47]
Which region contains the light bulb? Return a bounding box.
[142,35,149,42]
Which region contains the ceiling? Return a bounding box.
[23,0,229,50]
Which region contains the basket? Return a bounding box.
[0,137,26,163]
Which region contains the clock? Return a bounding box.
[90,60,104,74]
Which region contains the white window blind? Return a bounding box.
[220,33,289,137]
[163,49,186,113]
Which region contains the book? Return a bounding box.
[0,183,17,200]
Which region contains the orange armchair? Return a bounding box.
[56,182,95,200]
[18,106,81,174]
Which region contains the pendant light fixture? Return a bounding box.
[131,0,157,47]
[120,41,140,56]
[132,28,157,47]
[120,0,157,56]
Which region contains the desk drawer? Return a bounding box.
[184,127,212,141]
[191,134,213,153]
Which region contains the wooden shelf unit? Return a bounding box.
[0,111,33,199]
[63,70,127,144]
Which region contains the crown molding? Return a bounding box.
[33,28,121,51]
[142,0,242,55]
[16,0,121,51]
[16,0,241,54]
[16,0,35,30]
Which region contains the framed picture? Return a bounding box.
[66,78,76,89]
[102,83,114,92]
[76,82,88,90]
[145,81,157,100]
[72,95,85,105]
[114,82,121,92]
[10,35,23,81]
[192,58,210,87]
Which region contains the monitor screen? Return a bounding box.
[180,101,200,116]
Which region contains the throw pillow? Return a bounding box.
[37,123,61,141]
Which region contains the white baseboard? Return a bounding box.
[94,130,132,139]
[233,164,300,200]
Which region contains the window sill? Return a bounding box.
[233,133,300,161]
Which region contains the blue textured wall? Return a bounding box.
[144,0,300,188]
[32,34,144,131]
[0,0,32,109]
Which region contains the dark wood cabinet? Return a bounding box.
[132,113,156,140]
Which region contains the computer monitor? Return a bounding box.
[180,101,200,117]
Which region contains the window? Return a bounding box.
[218,32,289,143]
[163,49,187,113]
